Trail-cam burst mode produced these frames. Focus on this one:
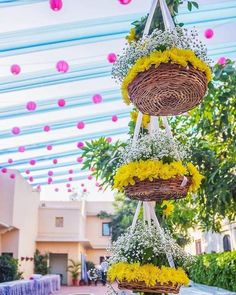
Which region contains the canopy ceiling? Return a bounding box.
[0,0,235,197]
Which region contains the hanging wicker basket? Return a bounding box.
[124,176,191,201]
[127,63,208,116]
[118,280,181,294]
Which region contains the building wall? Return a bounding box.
[1,229,19,257]
[86,249,111,266]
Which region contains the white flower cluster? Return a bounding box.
[112,26,211,82]
[119,131,189,164]
[108,222,192,268]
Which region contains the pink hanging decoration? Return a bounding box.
[47,145,53,151]
[12,127,21,135]
[10,173,16,179]
[50,0,63,11]
[58,99,66,107]
[77,121,85,129]
[118,0,132,4]
[18,146,25,153]
[11,64,21,75]
[55,188,59,192]
[48,170,54,176]
[8,159,13,164]
[29,159,36,166]
[48,177,53,184]
[68,189,72,193]
[29,176,34,182]
[44,125,50,132]
[36,185,41,192]
[1,168,7,173]
[83,188,87,193]
[68,169,73,174]
[92,94,102,104]
[218,57,226,65]
[77,142,84,148]
[204,29,214,39]
[26,101,37,111]
[88,175,92,180]
[81,183,84,187]
[107,53,117,63]
[25,170,30,174]
[112,115,118,122]
[107,137,112,143]
[77,157,83,163]
[56,60,69,73]
[66,183,71,188]
[68,177,73,182]
[53,159,58,164]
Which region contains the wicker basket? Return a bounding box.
[128,63,208,116]
[124,176,191,201]
[118,280,181,294]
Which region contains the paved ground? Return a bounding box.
[54,283,236,295]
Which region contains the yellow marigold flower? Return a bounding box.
[113,160,203,193]
[121,48,212,104]
[130,110,150,128]
[108,262,190,287]
[126,28,136,43]
[161,200,174,217]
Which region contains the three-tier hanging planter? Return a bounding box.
[113,132,204,201]
[112,27,212,116]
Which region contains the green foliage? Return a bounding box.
[189,251,236,292]
[81,137,125,190]
[34,249,49,275]
[0,255,21,283]
[86,261,95,271]
[131,0,199,40]
[67,259,81,279]
[97,210,112,219]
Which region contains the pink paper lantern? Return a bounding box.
[29,159,36,166]
[8,158,13,164]
[26,101,37,111]
[29,176,34,182]
[107,137,112,143]
[10,173,16,179]
[47,145,53,151]
[58,99,66,107]
[77,121,85,129]
[77,142,84,148]
[107,53,117,63]
[83,188,87,193]
[204,29,214,39]
[66,183,71,188]
[53,159,58,164]
[77,157,83,163]
[43,125,50,132]
[50,0,63,11]
[88,175,92,180]
[81,183,84,187]
[18,146,25,153]
[68,189,72,193]
[92,94,102,104]
[68,169,73,174]
[68,177,73,182]
[56,60,69,73]
[218,57,226,65]
[1,168,7,173]
[11,64,21,75]
[12,127,20,135]
[36,185,41,192]
[25,170,30,175]
[118,0,132,4]
[48,170,54,176]
[55,188,59,192]
[112,115,118,122]
[48,177,53,184]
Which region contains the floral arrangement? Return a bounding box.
[113,132,204,193]
[108,222,191,287]
[112,26,212,104]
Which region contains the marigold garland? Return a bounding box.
[122,48,212,104]
[113,159,204,192]
[108,262,190,287]
[130,110,150,129]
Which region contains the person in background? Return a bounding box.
[100,257,109,286]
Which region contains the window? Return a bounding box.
[223,235,231,252]
[195,239,202,255]
[2,252,13,258]
[55,217,64,228]
[102,223,111,236]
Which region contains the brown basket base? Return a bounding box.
[118,280,181,294]
[124,176,191,201]
[128,63,208,116]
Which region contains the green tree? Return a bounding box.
[34,249,49,275]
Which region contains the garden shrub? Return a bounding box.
[189,251,236,292]
[0,255,20,283]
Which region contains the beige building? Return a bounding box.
[0,170,113,285]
